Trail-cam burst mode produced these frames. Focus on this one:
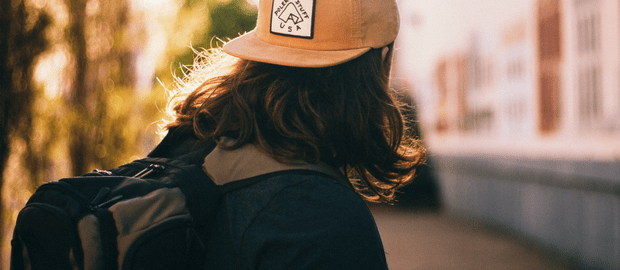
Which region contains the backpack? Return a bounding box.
[10,155,221,270]
[10,128,348,270]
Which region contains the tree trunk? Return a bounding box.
[0,0,50,267]
[0,0,14,254]
[65,0,92,176]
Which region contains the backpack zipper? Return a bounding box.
[88,163,166,210]
[89,187,124,211]
[133,164,166,178]
[92,169,113,175]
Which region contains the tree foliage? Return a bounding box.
[64,0,140,175]
[1,0,257,266]
[162,0,257,81]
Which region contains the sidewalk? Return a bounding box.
[370,206,576,270]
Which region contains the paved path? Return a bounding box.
[370,206,576,270]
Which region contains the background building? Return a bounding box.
[395,0,620,268]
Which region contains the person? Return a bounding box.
[157,0,427,268]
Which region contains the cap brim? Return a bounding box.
[223,31,371,68]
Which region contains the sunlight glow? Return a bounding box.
[34,46,70,99]
[131,0,177,10]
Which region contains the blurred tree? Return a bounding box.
[1,0,259,265]
[1,0,142,263]
[64,0,90,176]
[0,0,50,249]
[163,0,257,78]
[207,0,257,43]
[64,0,139,175]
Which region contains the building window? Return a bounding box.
[507,58,525,80]
[575,2,601,125]
[470,52,494,90]
[577,13,600,54]
[578,65,601,121]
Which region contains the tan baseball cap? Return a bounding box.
[223,0,400,68]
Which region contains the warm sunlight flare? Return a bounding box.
[4,0,619,269]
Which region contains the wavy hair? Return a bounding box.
[165,46,426,202]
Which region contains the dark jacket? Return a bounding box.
[150,127,389,269]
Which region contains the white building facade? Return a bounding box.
[395,0,620,268]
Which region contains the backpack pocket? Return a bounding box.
[108,187,206,270]
[13,203,81,270]
[122,216,205,270]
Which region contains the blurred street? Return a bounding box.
[370,206,576,270]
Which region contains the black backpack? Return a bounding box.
[10,128,221,270]
[10,127,348,270]
[12,157,222,270]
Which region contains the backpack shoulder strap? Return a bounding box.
[203,138,349,187]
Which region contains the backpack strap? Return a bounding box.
[148,126,217,165]
[203,137,349,187]
[10,233,24,270]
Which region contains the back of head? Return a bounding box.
[166,0,426,202]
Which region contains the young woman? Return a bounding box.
[160,0,426,268]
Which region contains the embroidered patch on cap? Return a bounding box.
[270,0,315,38]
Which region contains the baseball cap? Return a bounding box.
[222,0,400,68]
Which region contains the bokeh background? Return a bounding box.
[2,0,620,269]
[395,0,620,269]
[1,0,258,267]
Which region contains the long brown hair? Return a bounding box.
[165,46,426,202]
